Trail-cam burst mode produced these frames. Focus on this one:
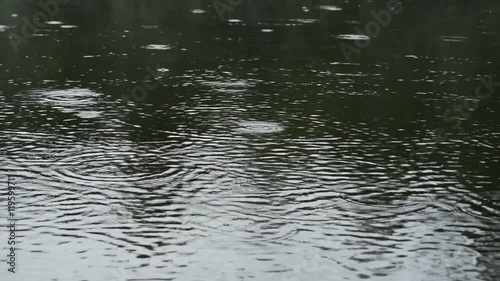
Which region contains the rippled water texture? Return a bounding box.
[0,1,499,281]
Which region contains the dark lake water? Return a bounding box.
[0,1,499,280]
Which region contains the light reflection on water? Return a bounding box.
[0,1,499,281]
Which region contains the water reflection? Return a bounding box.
[0,0,499,281]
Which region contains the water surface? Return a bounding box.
[0,1,499,281]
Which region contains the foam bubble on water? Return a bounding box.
[144,44,172,50]
[441,36,468,42]
[191,9,206,14]
[291,19,318,24]
[318,5,343,11]
[335,34,371,40]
